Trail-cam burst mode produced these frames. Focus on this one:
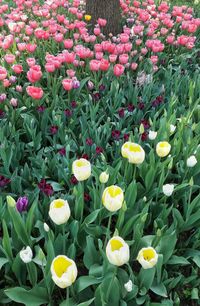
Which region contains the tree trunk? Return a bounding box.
[86,0,122,36]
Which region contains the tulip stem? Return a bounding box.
[104,214,112,248]
[106,267,117,302]
[127,263,134,279]
[66,287,69,300]
[62,225,66,254]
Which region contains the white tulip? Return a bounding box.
[72,158,91,181]
[162,184,174,197]
[49,199,70,225]
[99,171,109,184]
[19,246,33,263]
[148,130,157,140]
[44,222,50,232]
[169,124,176,134]
[187,155,197,168]
[121,142,145,164]
[124,280,133,292]
[137,247,158,269]
[156,141,171,157]
[51,255,77,289]
[102,185,124,212]
[106,236,130,266]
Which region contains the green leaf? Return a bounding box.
[75,276,101,293]
[4,286,49,306]
[167,255,189,265]
[0,258,9,269]
[125,181,137,208]
[8,207,30,246]
[150,282,168,297]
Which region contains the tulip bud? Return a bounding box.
[124,280,133,292]
[6,195,16,207]
[44,222,50,232]
[19,246,33,263]
[187,155,197,167]
[162,184,174,197]
[99,171,109,184]
[148,130,157,140]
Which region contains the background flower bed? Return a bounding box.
[0,0,200,305]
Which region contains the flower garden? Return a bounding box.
[0,0,200,305]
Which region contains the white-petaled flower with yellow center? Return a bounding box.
[106,236,130,266]
[49,199,70,225]
[51,255,77,289]
[102,185,124,212]
[72,158,91,181]
[121,142,145,164]
[19,246,33,263]
[137,247,158,269]
[156,141,171,157]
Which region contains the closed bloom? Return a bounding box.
[124,280,133,292]
[44,222,50,232]
[72,158,91,181]
[99,171,109,184]
[20,246,33,263]
[121,142,145,164]
[149,130,157,140]
[84,15,91,21]
[162,184,174,196]
[156,141,171,157]
[187,155,197,167]
[49,199,70,225]
[169,124,176,134]
[6,195,16,207]
[137,247,158,269]
[51,255,78,288]
[16,196,28,212]
[102,185,124,212]
[106,236,130,266]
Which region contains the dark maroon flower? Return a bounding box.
[138,102,145,110]
[127,104,135,112]
[50,125,58,135]
[71,101,77,108]
[82,153,89,160]
[118,108,125,118]
[70,175,78,185]
[112,130,121,140]
[38,179,53,196]
[96,146,103,155]
[58,148,66,156]
[84,192,91,202]
[16,196,28,212]
[37,105,46,112]
[64,109,72,117]
[141,132,148,141]
[0,110,5,118]
[141,119,150,129]
[123,133,130,141]
[93,92,101,101]
[99,84,106,91]
[157,96,164,103]
[86,138,93,146]
[0,176,10,187]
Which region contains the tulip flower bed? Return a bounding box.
[0,0,200,305]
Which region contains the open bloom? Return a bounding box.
[51,255,77,288]
[106,236,130,266]
[19,246,33,263]
[49,199,71,225]
[156,141,171,157]
[137,247,158,269]
[102,185,124,212]
[121,142,145,164]
[26,86,43,99]
[72,158,91,181]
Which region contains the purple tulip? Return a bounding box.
[16,196,28,212]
